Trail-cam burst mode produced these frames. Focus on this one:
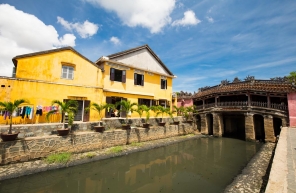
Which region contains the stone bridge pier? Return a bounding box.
[200,112,286,142]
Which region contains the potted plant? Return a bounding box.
[154,105,170,126]
[134,104,146,127]
[168,109,179,125]
[115,100,137,130]
[142,105,151,128]
[183,105,197,123]
[46,100,78,136]
[85,103,107,132]
[0,99,28,141]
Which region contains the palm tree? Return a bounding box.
[0,99,28,134]
[115,100,137,125]
[173,105,184,116]
[85,102,107,126]
[46,100,78,130]
[134,104,146,126]
[155,105,170,123]
[142,105,151,124]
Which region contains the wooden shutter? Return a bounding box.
[121,98,127,118]
[110,68,115,81]
[134,73,137,85]
[122,70,126,83]
[105,97,112,118]
[83,100,90,122]
[165,80,167,89]
[141,74,144,86]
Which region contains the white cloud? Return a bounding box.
[172,10,201,26]
[84,0,176,33]
[206,16,214,23]
[110,36,121,45]
[57,17,99,38]
[0,4,76,76]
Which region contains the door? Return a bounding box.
[83,100,90,122]
[121,98,127,118]
[105,97,112,118]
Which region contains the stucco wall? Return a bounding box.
[288,92,296,126]
[177,98,193,107]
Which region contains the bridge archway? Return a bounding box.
[206,114,213,135]
[223,114,245,140]
[195,114,201,132]
[273,117,282,137]
[254,114,265,141]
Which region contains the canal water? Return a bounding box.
[0,137,262,193]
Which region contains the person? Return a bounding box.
[114,109,119,117]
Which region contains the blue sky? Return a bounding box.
[0,0,295,93]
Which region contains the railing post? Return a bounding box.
[267,94,271,108]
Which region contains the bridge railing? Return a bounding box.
[199,101,287,111]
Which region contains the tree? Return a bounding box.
[134,104,146,126]
[287,71,296,84]
[85,103,107,125]
[154,105,170,122]
[115,100,137,125]
[0,99,28,134]
[46,100,78,129]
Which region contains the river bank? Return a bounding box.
[0,134,274,193]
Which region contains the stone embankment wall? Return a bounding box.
[0,120,197,165]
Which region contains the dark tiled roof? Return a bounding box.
[193,80,295,99]
[105,44,174,76]
[12,47,101,69]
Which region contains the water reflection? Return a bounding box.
[0,137,261,193]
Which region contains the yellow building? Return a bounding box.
[0,45,176,124]
[0,47,103,124]
[96,45,176,118]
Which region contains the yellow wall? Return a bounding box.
[0,49,104,124]
[101,61,174,118]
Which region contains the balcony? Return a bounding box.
[196,101,288,111]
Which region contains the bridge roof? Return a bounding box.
[193,80,295,99]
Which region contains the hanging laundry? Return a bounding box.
[36,105,43,116]
[21,106,27,118]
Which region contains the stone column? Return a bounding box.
[200,114,207,134]
[264,115,276,142]
[215,96,218,107]
[213,113,223,137]
[281,118,288,127]
[245,113,255,141]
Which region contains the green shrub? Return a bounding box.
[85,152,96,158]
[45,152,71,164]
[108,146,123,153]
[130,142,143,147]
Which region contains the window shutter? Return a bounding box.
[141,74,144,86]
[122,70,126,83]
[165,80,167,89]
[134,73,137,85]
[105,97,112,118]
[110,68,115,81]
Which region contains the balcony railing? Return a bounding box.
[197,101,288,111]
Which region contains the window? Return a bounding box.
[110,68,126,83]
[61,66,74,79]
[138,98,151,106]
[134,73,144,86]
[161,78,167,89]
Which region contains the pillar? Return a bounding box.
[200,114,207,134]
[244,113,255,141]
[213,113,223,137]
[202,99,205,109]
[267,94,271,108]
[264,115,276,142]
[247,92,251,106]
[281,118,288,127]
[215,96,218,107]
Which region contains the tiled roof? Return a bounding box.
[193,80,295,98]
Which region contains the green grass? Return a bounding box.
[85,152,96,158]
[130,142,143,147]
[108,146,124,153]
[45,152,71,164]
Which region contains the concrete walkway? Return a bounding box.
[266,127,296,193]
